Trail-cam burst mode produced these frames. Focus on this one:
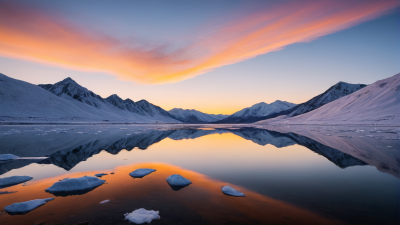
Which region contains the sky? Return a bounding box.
[0,0,399,114]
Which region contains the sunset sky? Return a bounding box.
[1,0,399,114]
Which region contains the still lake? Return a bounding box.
[0,125,399,225]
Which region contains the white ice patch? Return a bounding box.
[45,176,105,192]
[166,174,191,187]
[124,208,160,224]
[221,185,246,197]
[100,199,110,204]
[4,198,54,214]
[0,154,20,162]
[129,169,156,178]
[0,176,33,188]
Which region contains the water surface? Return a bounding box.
[0,125,399,224]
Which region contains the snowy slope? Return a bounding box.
[38,77,180,123]
[169,108,229,123]
[0,73,179,123]
[284,82,366,117]
[216,100,296,123]
[257,73,400,125]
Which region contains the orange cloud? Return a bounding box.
[0,1,398,84]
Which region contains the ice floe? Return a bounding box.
[45,176,105,196]
[0,191,17,195]
[95,173,108,177]
[221,185,246,197]
[0,176,33,188]
[0,154,20,162]
[166,174,191,190]
[4,198,54,214]
[129,169,156,178]
[124,208,160,224]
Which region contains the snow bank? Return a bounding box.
[166,174,191,187]
[0,154,20,162]
[221,185,246,197]
[45,176,105,195]
[0,176,33,188]
[129,169,156,178]
[124,208,160,224]
[4,198,54,214]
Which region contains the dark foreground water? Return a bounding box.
[0,125,399,225]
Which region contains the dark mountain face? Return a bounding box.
[38,77,181,122]
[286,82,367,117]
[136,100,177,118]
[215,101,296,124]
[38,77,106,108]
[105,95,145,115]
[215,82,366,124]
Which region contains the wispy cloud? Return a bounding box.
[0,1,398,84]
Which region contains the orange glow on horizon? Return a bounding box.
[0,1,398,85]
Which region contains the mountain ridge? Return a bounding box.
[257,73,400,125]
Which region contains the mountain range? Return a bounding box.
[0,74,179,123]
[1,72,398,125]
[168,108,228,123]
[215,82,366,123]
[216,100,296,123]
[257,73,400,125]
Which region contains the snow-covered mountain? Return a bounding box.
[282,82,366,117]
[257,73,400,125]
[169,108,229,123]
[216,100,296,123]
[38,77,180,123]
[0,73,179,123]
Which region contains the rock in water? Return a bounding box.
[0,176,33,188]
[4,198,54,214]
[129,169,156,178]
[221,185,246,197]
[124,208,160,224]
[166,174,191,189]
[0,154,20,162]
[45,176,105,196]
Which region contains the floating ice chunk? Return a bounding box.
[100,199,110,204]
[124,208,160,224]
[0,191,17,195]
[0,176,33,188]
[166,174,191,188]
[0,154,20,162]
[4,198,54,214]
[221,185,246,197]
[129,169,156,178]
[95,173,108,177]
[45,176,105,196]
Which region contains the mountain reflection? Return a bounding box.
[1,126,398,178]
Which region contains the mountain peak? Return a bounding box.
[107,94,123,100]
[137,99,150,104]
[61,77,77,83]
